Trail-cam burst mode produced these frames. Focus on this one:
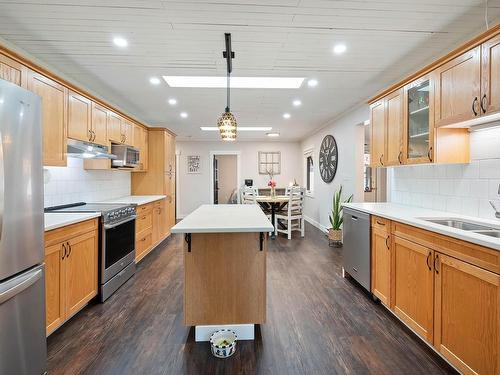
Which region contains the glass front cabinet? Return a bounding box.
[404,75,434,164]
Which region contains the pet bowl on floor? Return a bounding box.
[210,329,237,359]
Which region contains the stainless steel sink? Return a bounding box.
[424,219,492,231]
[472,230,500,238]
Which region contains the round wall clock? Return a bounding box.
[319,135,338,183]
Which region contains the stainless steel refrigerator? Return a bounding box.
[0,79,46,374]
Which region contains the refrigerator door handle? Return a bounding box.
[0,268,42,305]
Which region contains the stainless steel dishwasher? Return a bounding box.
[342,207,371,291]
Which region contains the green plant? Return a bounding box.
[329,185,353,230]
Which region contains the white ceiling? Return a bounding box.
[0,0,499,141]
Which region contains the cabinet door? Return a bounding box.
[108,111,122,143]
[385,89,404,166]
[67,90,91,142]
[122,120,133,146]
[370,100,386,167]
[166,194,175,236]
[28,71,67,166]
[45,243,65,335]
[405,76,435,164]
[434,46,481,127]
[152,203,161,244]
[371,227,391,306]
[481,34,500,116]
[434,253,499,375]
[0,53,27,88]
[142,128,149,170]
[393,236,434,343]
[91,103,108,146]
[63,230,98,318]
[158,199,169,238]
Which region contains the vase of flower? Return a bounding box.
[268,180,276,197]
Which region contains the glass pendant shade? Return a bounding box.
[217,111,237,141]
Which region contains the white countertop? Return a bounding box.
[172,204,274,233]
[100,195,166,206]
[343,203,500,251]
[45,212,101,232]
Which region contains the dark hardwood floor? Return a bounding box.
[47,223,456,375]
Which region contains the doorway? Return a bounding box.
[210,152,240,205]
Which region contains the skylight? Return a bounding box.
[164,76,304,89]
[200,127,272,131]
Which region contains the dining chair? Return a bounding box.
[241,186,259,204]
[275,187,305,239]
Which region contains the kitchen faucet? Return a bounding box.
[490,183,500,219]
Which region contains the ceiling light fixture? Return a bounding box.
[217,33,237,141]
[113,37,128,48]
[163,76,304,89]
[180,112,188,118]
[168,98,177,105]
[149,77,161,85]
[333,43,347,54]
[267,132,280,137]
[293,99,302,107]
[201,126,272,131]
[307,79,318,87]
[283,113,291,119]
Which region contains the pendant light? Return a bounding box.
[217,33,237,141]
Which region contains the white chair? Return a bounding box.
[241,186,259,204]
[275,187,305,239]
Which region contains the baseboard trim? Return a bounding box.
[304,215,328,234]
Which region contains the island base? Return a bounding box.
[195,324,255,342]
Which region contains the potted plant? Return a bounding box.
[267,170,276,197]
[328,185,353,247]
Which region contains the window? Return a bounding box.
[258,151,281,175]
[303,149,314,196]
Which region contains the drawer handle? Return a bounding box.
[140,237,146,242]
[376,220,385,226]
[142,216,146,220]
[481,94,487,114]
[427,146,433,162]
[352,267,358,273]
[351,216,358,221]
[426,252,432,271]
[472,97,479,116]
[397,151,403,164]
[385,236,390,250]
[434,254,440,274]
[185,233,192,252]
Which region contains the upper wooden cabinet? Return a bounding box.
[107,111,122,143]
[385,89,404,166]
[67,90,92,143]
[434,46,481,127]
[28,71,67,167]
[481,33,500,116]
[122,121,133,146]
[0,53,27,88]
[91,103,108,146]
[133,125,148,171]
[370,100,386,167]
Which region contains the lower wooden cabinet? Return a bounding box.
[434,253,499,375]
[393,236,434,343]
[44,219,98,336]
[135,199,170,263]
[371,217,499,374]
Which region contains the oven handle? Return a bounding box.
[103,215,137,229]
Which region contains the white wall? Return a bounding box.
[176,141,302,217]
[389,125,500,219]
[44,157,131,207]
[300,105,368,231]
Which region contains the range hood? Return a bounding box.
[67,139,116,159]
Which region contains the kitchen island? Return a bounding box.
[171,204,274,341]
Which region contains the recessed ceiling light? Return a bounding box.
[113,37,128,48]
[200,126,272,131]
[267,132,280,137]
[149,77,161,85]
[168,98,177,105]
[292,99,302,107]
[163,76,304,89]
[180,112,188,118]
[333,43,347,54]
[283,113,291,119]
[307,79,318,87]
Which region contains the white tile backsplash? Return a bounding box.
[389,126,500,219]
[44,157,131,207]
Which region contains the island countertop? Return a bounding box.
[172,204,274,233]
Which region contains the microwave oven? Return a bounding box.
[111,144,140,168]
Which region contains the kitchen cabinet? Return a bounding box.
[135,199,168,262]
[393,236,434,343]
[28,70,67,167]
[434,253,499,375]
[108,111,122,143]
[371,217,391,306]
[122,120,133,146]
[91,102,108,146]
[370,100,386,167]
[152,200,167,244]
[385,89,405,166]
[481,33,500,116]
[44,219,98,335]
[133,125,149,171]
[67,90,92,143]
[434,46,481,127]
[0,53,27,88]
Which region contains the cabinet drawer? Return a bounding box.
[371,216,390,233]
[153,199,164,208]
[136,212,152,233]
[136,203,153,215]
[45,218,98,248]
[136,229,152,259]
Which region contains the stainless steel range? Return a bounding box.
[46,202,136,301]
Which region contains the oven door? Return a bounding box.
[102,217,136,283]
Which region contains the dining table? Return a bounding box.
[255,195,289,238]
